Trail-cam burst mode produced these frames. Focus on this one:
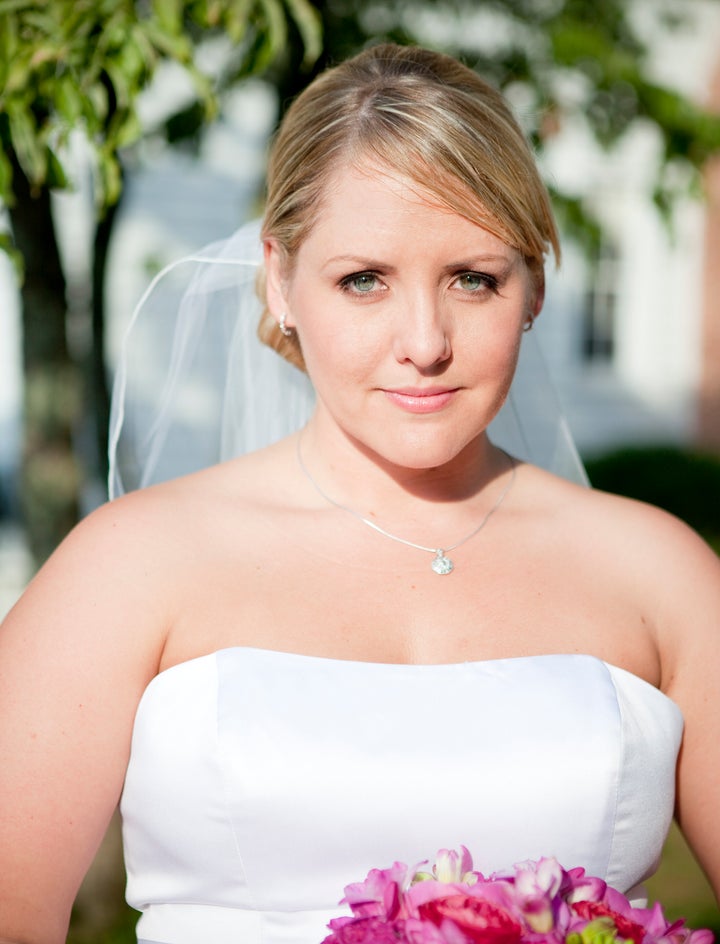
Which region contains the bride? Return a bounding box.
[1,43,719,944]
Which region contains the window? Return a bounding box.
[581,241,619,362]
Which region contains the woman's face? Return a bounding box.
[264,161,542,471]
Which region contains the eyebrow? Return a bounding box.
[324,256,393,270]
[323,253,515,269]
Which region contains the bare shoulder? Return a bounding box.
[30,439,299,618]
[522,459,716,563]
[520,460,720,672]
[49,439,291,577]
[0,450,275,714]
[577,472,718,585]
[12,475,198,649]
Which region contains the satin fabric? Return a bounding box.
[121,649,682,944]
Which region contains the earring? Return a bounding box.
[523,314,535,332]
[278,312,294,337]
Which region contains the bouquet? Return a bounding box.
[321,848,714,944]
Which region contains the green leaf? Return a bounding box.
[152,0,183,34]
[183,63,217,119]
[22,11,60,36]
[46,147,69,189]
[29,43,62,71]
[85,81,110,125]
[142,18,193,62]
[55,75,84,124]
[7,102,46,186]
[283,0,322,67]
[0,0,35,13]
[96,147,122,207]
[129,22,158,70]
[2,55,32,97]
[114,108,143,148]
[0,230,24,280]
[241,0,288,75]
[224,0,252,45]
[0,144,14,205]
[104,59,132,109]
[116,32,151,85]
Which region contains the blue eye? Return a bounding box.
[340,272,380,294]
[456,272,498,292]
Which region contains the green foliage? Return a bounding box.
[584,446,720,553]
[0,0,321,210]
[67,900,138,944]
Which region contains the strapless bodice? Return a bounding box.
[120,649,683,944]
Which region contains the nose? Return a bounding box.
[392,292,451,371]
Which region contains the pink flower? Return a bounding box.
[562,867,607,905]
[327,849,713,944]
[431,848,477,885]
[343,862,411,919]
[404,918,460,944]
[511,859,565,933]
[322,916,408,943]
[683,929,715,944]
[417,893,524,944]
[571,898,648,944]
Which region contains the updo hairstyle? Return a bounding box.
[258,43,560,370]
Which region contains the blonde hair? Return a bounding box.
[259,43,560,370]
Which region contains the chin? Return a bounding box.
[368,430,487,472]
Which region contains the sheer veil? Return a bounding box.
[108,218,588,499]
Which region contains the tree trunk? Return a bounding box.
[8,149,82,565]
[90,195,121,492]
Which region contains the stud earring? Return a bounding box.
[278,312,294,337]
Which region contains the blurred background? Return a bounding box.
[1,0,720,940]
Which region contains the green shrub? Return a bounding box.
[584,445,720,553]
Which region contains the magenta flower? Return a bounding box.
[322,916,408,943]
[509,858,565,933]
[570,898,647,944]
[432,848,477,885]
[562,868,608,906]
[325,849,713,944]
[404,918,461,944]
[418,894,524,944]
[342,862,411,919]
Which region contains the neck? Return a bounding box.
[296,416,516,576]
[298,412,512,522]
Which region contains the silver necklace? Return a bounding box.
[297,437,516,575]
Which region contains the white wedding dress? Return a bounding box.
[120,648,682,944]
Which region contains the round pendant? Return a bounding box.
[431,553,454,575]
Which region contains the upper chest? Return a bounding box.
[159,506,660,683]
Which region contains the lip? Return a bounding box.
[382,386,458,414]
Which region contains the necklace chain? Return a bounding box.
[296,435,516,575]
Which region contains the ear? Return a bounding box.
[263,238,294,327]
[529,272,545,321]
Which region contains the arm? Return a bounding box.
[647,514,720,902]
[0,496,172,943]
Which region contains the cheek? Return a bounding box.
[290,296,385,381]
[465,313,524,370]
[475,342,521,406]
[300,328,385,391]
